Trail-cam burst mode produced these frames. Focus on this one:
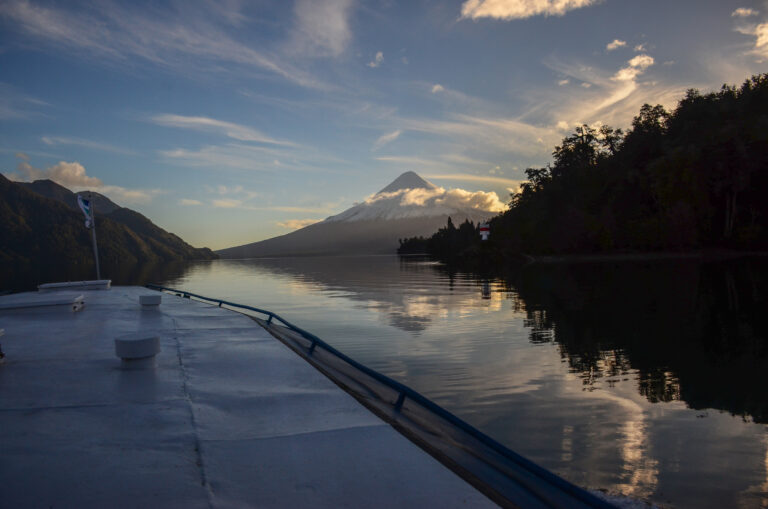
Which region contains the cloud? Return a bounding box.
[460,0,601,20]
[426,173,524,188]
[158,141,344,175]
[367,51,384,68]
[400,113,557,159]
[99,185,163,205]
[11,160,103,187]
[634,43,646,52]
[289,0,354,58]
[15,151,29,161]
[276,218,322,230]
[611,54,654,82]
[41,136,133,154]
[0,1,323,88]
[431,84,445,93]
[365,185,506,213]
[732,7,758,17]
[558,79,570,86]
[606,39,626,51]
[150,114,297,146]
[0,82,48,119]
[733,14,768,57]
[6,156,161,204]
[373,129,402,150]
[542,54,686,136]
[436,188,506,212]
[212,198,242,208]
[179,198,202,206]
[753,23,768,56]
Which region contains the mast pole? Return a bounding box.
[88,192,101,280]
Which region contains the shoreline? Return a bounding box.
[521,249,768,265]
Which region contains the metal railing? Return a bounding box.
[145,283,615,509]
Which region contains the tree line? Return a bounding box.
[399,73,768,263]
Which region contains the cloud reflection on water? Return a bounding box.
[162,255,768,508]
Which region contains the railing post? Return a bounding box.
[266,315,273,325]
[308,339,317,355]
[395,391,406,411]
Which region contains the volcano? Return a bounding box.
[216,171,501,258]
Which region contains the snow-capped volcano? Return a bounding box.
[324,171,502,223]
[217,171,503,258]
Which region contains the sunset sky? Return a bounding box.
[1,0,766,249]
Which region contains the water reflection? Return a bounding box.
[216,256,503,334]
[502,260,768,424]
[2,259,200,293]
[154,255,767,508]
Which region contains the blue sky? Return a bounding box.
[1,0,766,249]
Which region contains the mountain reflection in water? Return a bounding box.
[159,255,768,509]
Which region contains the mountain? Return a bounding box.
[18,180,121,214]
[217,171,499,258]
[1,175,217,271]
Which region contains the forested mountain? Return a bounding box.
[401,74,768,263]
[1,175,217,272]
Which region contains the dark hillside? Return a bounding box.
[1,175,216,287]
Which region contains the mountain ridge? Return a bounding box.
[1,175,217,277]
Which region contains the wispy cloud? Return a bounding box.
[276,218,322,230]
[732,7,758,18]
[0,82,48,119]
[151,114,297,146]
[373,129,401,150]
[376,155,450,170]
[0,1,323,88]
[211,199,337,214]
[606,39,626,51]
[179,198,202,206]
[426,173,523,188]
[158,142,344,175]
[541,52,678,130]
[460,0,601,20]
[367,51,384,68]
[287,0,354,58]
[431,84,445,93]
[41,136,134,154]
[212,198,242,208]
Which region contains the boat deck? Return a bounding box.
[0,286,496,508]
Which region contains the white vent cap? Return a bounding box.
[140,294,161,306]
[115,334,161,361]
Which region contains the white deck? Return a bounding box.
[0,286,496,508]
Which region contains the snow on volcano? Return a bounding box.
[324,171,504,223]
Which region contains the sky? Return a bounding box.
[1,0,766,250]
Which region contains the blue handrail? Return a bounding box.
[145,283,616,509]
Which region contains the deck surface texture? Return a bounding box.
[0,286,495,508]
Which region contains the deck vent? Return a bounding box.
[115,333,161,369]
[139,294,161,306]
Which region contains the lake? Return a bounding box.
[9,255,768,507]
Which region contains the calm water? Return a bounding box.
[13,255,766,508]
[149,255,768,508]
